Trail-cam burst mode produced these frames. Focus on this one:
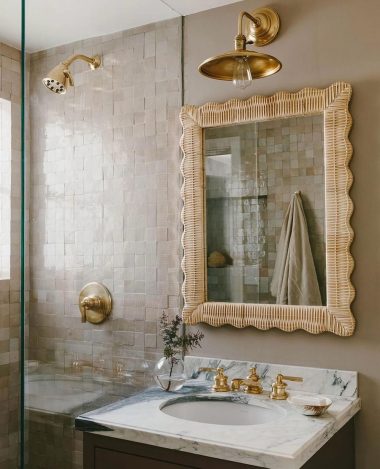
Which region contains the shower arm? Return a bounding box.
[62,54,101,69]
[60,54,101,87]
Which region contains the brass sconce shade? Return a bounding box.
[42,54,101,94]
[199,7,281,88]
[199,50,281,81]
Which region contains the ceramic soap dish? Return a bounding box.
[287,395,332,416]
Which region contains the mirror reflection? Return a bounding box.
[205,115,326,306]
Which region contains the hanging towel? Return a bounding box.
[270,192,322,306]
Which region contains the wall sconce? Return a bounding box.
[198,7,281,90]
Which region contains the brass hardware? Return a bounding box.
[198,6,281,82]
[270,374,303,400]
[231,378,244,391]
[243,7,280,47]
[42,54,101,94]
[199,367,230,392]
[79,282,112,325]
[231,367,263,394]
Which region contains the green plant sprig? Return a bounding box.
[159,312,204,361]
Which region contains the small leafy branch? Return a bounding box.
[158,312,204,391]
[160,312,204,361]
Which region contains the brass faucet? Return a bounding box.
[231,367,263,394]
[270,373,303,400]
[198,367,230,392]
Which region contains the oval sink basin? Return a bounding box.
[160,396,285,426]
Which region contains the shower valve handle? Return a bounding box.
[80,295,102,322]
[79,282,112,325]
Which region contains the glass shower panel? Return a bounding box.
[23,2,183,468]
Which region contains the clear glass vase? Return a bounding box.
[153,356,186,392]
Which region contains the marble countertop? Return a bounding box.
[76,379,360,469]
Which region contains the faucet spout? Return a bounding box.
[231,368,263,394]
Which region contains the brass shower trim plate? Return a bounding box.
[244,7,280,46]
[79,282,112,325]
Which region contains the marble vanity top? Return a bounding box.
[76,357,360,469]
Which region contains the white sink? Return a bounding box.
[160,396,286,426]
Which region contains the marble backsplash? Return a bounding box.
[185,356,358,398]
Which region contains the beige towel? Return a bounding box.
[270,192,322,306]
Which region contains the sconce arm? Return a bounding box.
[237,11,261,37]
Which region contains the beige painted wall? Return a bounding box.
[184,0,380,466]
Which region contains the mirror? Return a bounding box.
[180,82,355,336]
[205,115,326,307]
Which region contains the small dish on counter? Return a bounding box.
[287,395,332,416]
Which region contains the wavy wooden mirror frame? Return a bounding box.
[180,82,355,336]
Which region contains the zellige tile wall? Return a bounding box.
[29,18,182,378]
[261,115,326,304]
[0,42,22,469]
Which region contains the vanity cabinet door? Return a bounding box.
[83,433,257,469]
[94,447,193,468]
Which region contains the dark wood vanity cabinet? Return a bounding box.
[83,420,354,469]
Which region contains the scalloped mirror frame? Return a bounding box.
[180,82,355,336]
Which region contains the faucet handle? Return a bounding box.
[270,373,303,400]
[79,282,112,325]
[247,367,260,381]
[244,367,263,394]
[198,367,230,392]
[80,295,102,323]
[212,368,230,392]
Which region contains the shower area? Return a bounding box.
[0,1,183,467]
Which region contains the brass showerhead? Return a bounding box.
[198,7,281,89]
[42,54,101,94]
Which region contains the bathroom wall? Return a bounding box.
[29,18,182,375]
[184,0,380,467]
[0,42,22,469]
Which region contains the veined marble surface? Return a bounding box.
[185,356,358,398]
[76,358,360,469]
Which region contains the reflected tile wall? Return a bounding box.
[0,42,22,469]
[29,19,182,377]
[205,116,325,305]
[260,115,326,304]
